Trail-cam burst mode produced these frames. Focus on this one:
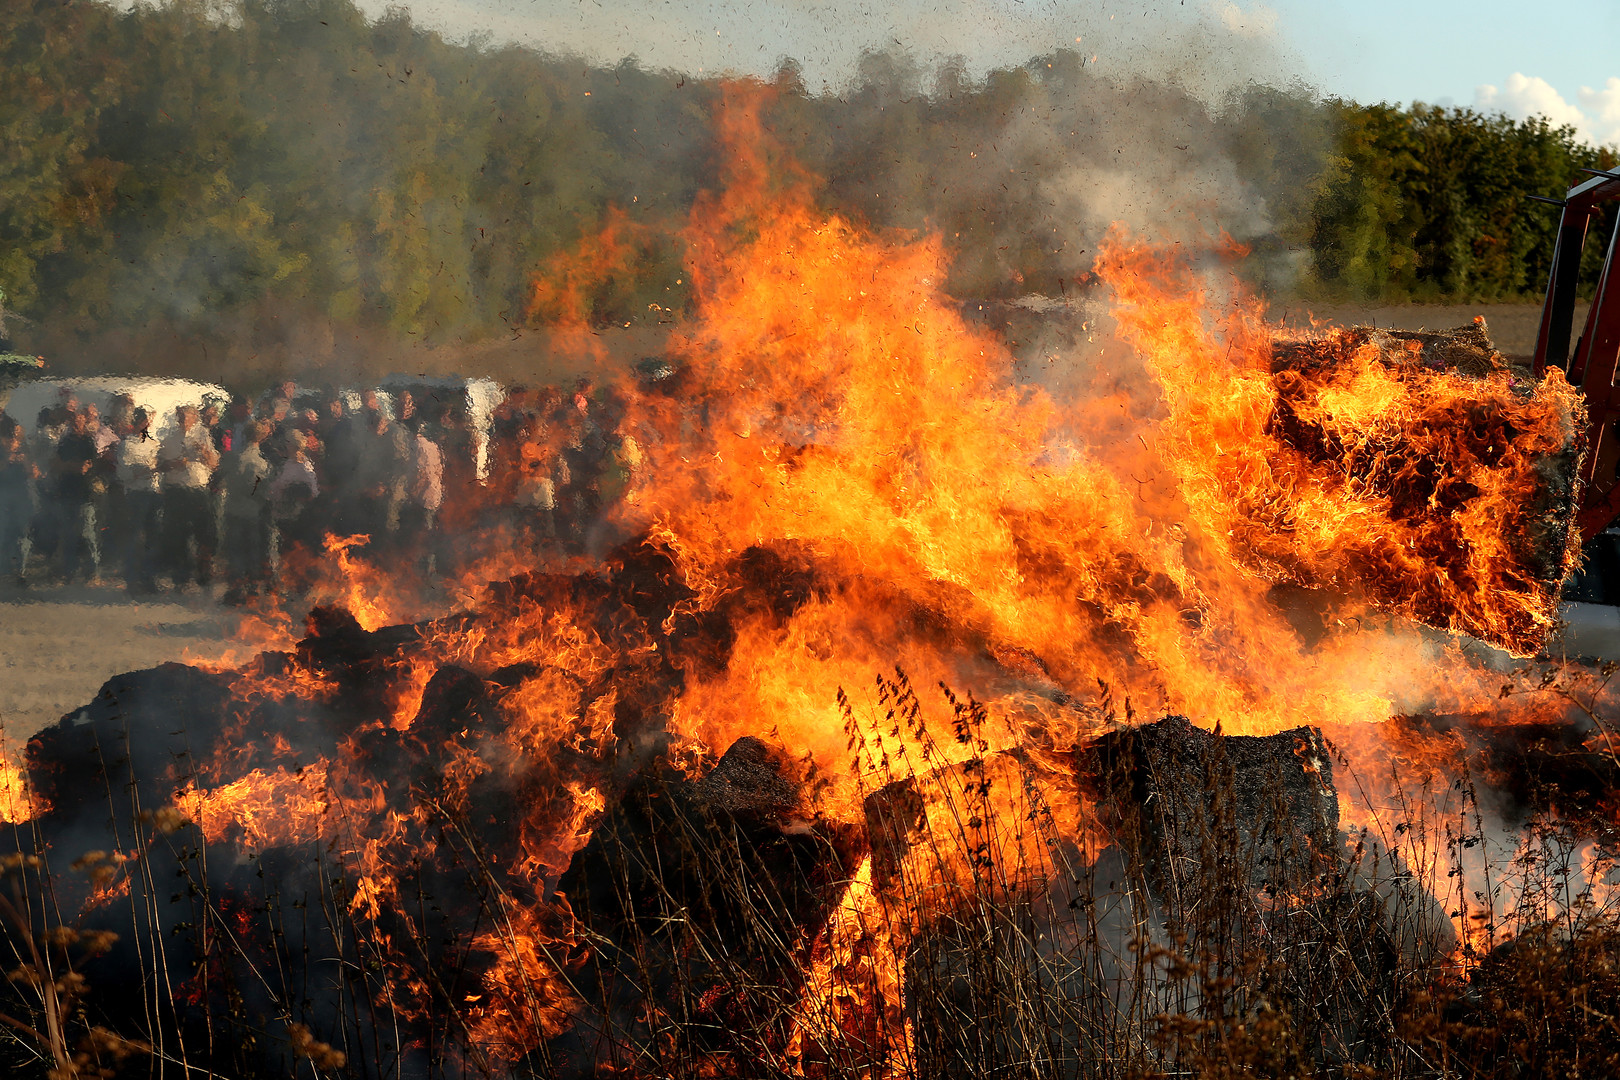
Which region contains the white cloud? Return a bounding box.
[1475,72,1620,148]
[1476,74,1591,136]
[1578,77,1620,148]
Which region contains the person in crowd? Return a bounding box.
[160,404,219,589]
[224,396,254,454]
[84,404,120,579]
[106,393,137,440]
[488,385,531,503]
[29,407,58,464]
[220,418,274,603]
[116,408,162,594]
[316,393,346,447]
[0,420,38,583]
[511,413,562,551]
[35,389,76,457]
[305,395,339,483]
[50,409,100,583]
[557,397,607,548]
[352,406,410,546]
[292,405,322,449]
[261,397,295,469]
[376,405,412,543]
[27,404,64,567]
[201,400,227,455]
[597,406,645,510]
[202,400,230,560]
[287,407,322,491]
[402,417,444,575]
[101,400,133,579]
[323,398,366,535]
[83,404,115,456]
[268,429,320,507]
[436,405,476,517]
[267,430,320,594]
[257,380,298,422]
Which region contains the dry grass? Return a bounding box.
[0,666,1616,1079]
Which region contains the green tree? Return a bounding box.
[0,0,123,312]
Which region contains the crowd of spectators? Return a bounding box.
[0,378,644,602]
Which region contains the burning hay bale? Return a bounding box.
[1262,321,1585,655]
[867,716,1420,1076]
[555,736,863,1069]
[859,748,1116,1078]
[26,661,252,827]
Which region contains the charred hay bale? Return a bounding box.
[1077,716,1450,1068]
[553,736,862,1068]
[297,604,422,665]
[861,743,1381,1074]
[1266,322,1583,655]
[1343,834,1457,968]
[1438,920,1620,1077]
[904,907,1095,1080]
[1398,709,1620,842]
[900,844,1148,1080]
[26,662,241,824]
[1079,715,1339,903]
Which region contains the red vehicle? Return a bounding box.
[1534,168,1620,541]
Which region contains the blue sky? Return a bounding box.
[1269,0,1618,143]
[383,0,1620,145]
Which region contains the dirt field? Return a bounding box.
[1270,300,1581,360]
[0,302,1580,749]
[0,585,247,747]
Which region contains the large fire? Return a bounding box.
[16,83,1616,1074]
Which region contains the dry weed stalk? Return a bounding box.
[5,663,1620,1078]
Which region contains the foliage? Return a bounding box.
[1307,102,1617,302]
[0,0,1616,359]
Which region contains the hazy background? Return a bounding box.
[4,0,1614,388]
[370,0,1620,144]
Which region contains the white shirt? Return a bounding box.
[116,434,161,494]
[159,425,214,489]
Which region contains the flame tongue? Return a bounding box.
[14,83,1605,1071]
[1100,245,1585,658]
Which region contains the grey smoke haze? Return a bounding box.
[360,0,1320,292]
[371,0,1306,100]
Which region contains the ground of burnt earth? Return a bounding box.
[0,302,1578,746]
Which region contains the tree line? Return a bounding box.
[1,0,1615,359]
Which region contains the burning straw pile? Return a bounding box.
[0,86,1617,1079]
[6,575,1620,1079]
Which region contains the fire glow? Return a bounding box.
[23,83,1615,1073]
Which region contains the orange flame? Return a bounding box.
[0,753,40,825]
[157,79,1600,1061]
